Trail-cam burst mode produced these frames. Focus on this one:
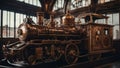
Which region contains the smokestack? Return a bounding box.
[37,12,44,26]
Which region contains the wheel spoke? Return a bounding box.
[65,43,79,64]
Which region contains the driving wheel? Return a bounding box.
[65,43,79,64]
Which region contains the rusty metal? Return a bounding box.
[62,11,75,27]
[37,12,44,26]
[47,14,56,28]
[2,13,115,65]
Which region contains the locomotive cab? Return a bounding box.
[81,13,115,57]
[83,13,108,24]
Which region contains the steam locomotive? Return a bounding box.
[2,12,115,65]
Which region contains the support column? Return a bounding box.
[14,12,16,38]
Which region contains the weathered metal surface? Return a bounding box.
[2,13,115,65]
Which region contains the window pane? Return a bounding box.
[107,14,113,25]
[17,0,41,7]
[18,0,24,2]
[24,0,29,3]
[113,13,119,39]
[105,0,111,2]
[9,12,14,37]
[36,0,41,7]
[33,0,37,6]
[53,0,64,11]
[29,0,33,4]
[2,11,15,38]
[1,10,37,38]
[32,16,37,23]
[3,11,8,38]
[16,13,21,37]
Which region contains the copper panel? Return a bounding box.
[85,23,113,53]
[35,47,43,59]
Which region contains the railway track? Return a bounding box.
[0,54,120,68]
[62,55,120,68]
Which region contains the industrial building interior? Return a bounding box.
[0,0,120,68]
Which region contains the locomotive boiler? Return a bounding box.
[2,12,115,65]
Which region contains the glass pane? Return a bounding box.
[107,14,113,25]
[53,0,64,11]
[16,13,20,28]
[36,0,41,7]
[24,0,29,3]
[17,0,41,7]
[29,0,33,4]
[9,12,14,37]
[33,0,37,5]
[3,11,8,38]
[17,0,24,2]
[32,16,37,23]
[82,0,86,7]
[2,10,37,38]
[112,13,119,39]
[105,0,111,2]
[16,13,21,37]
[2,11,15,38]
[95,18,106,24]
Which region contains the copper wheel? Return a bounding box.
[27,55,37,65]
[65,43,79,64]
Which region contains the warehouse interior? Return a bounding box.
[0,0,120,68]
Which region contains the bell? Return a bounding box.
[62,11,75,27]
